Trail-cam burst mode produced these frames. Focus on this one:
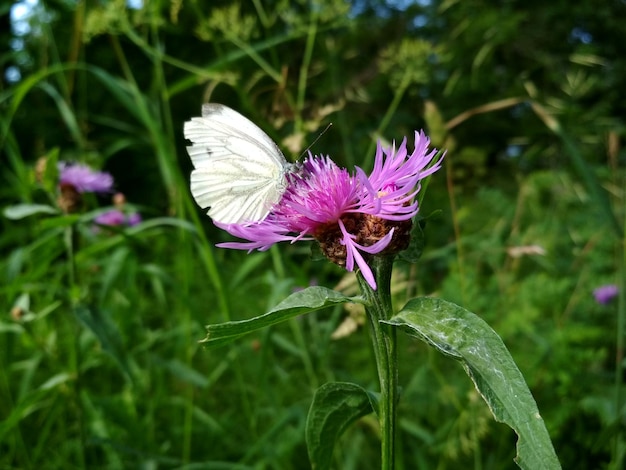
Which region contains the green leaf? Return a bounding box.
[399,210,442,264]
[73,305,134,383]
[157,358,210,388]
[306,382,377,470]
[384,297,561,470]
[3,204,59,220]
[399,216,426,263]
[0,387,50,443]
[530,100,621,237]
[202,286,354,348]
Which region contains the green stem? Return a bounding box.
[295,8,318,133]
[357,256,397,470]
[612,187,626,469]
[64,224,86,469]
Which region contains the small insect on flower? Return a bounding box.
[184,104,294,224]
[183,104,443,289]
[219,137,442,289]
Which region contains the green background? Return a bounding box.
[1,0,624,468]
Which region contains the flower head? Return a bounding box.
[58,162,114,194]
[593,284,618,305]
[93,191,141,230]
[215,131,443,289]
[127,212,142,226]
[93,209,142,230]
[96,209,141,226]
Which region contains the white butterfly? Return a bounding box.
[184,103,291,224]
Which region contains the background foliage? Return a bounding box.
[1,0,625,468]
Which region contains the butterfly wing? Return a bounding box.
[184,104,288,224]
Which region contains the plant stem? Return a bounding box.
[612,191,626,469]
[358,256,397,470]
[64,224,86,469]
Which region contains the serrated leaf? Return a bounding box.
[3,204,59,220]
[384,297,561,470]
[306,382,377,470]
[202,286,353,348]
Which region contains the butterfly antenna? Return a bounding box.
[299,123,333,160]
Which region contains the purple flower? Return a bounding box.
[215,131,443,289]
[127,212,142,226]
[94,209,142,227]
[593,284,618,305]
[58,162,114,193]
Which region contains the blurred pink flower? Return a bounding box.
[593,284,618,305]
[94,209,141,227]
[58,162,114,193]
[127,212,142,226]
[216,131,443,289]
